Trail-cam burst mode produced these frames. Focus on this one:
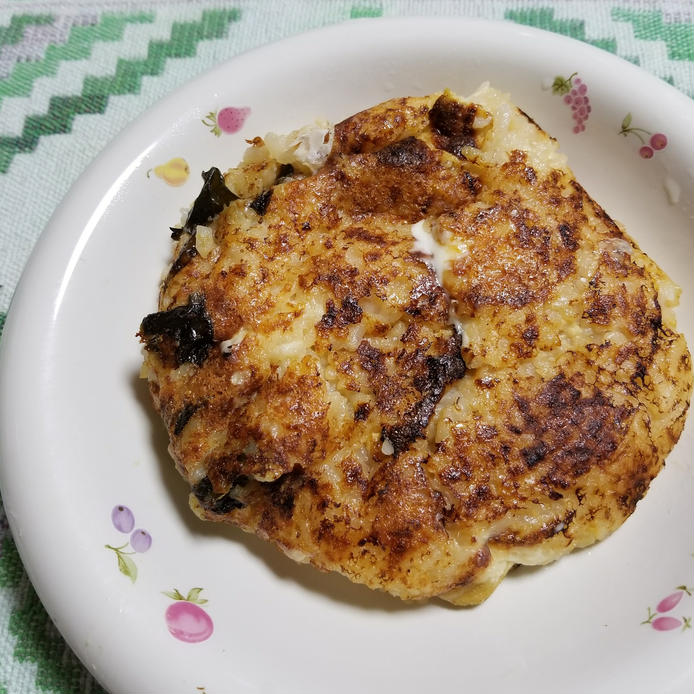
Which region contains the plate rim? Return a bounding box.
[0,16,692,694]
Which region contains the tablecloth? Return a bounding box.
[0,1,691,692]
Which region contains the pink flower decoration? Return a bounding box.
[652,616,682,632]
[656,591,684,613]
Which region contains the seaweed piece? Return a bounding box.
[249,189,273,216]
[167,233,198,281]
[276,163,294,180]
[170,167,237,239]
[139,293,214,367]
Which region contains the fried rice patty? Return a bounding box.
[139,85,692,605]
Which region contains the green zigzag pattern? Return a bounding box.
[0,12,155,105]
[504,8,618,53]
[350,5,383,19]
[0,534,106,693]
[0,14,54,48]
[0,8,241,174]
[611,8,694,61]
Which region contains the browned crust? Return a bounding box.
[141,89,692,605]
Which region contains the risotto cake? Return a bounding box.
[139,85,692,605]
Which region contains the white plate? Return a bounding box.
[0,18,692,694]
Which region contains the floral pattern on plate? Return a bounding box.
[202,106,250,136]
[549,72,591,133]
[163,588,214,643]
[105,504,152,583]
[641,585,692,632]
[147,158,191,186]
[618,114,668,159]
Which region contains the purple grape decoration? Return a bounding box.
[130,529,152,553]
[111,505,135,533]
[552,73,590,134]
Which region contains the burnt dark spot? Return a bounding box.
[521,441,548,468]
[429,94,478,156]
[139,293,214,367]
[515,374,634,488]
[356,340,385,374]
[537,375,581,410]
[192,476,245,514]
[557,256,576,280]
[466,283,536,309]
[384,335,466,456]
[339,296,362,324]
[522,324,539,345]
[170,167,236,239]
[558,222,578,250]
[317,295,363,330]
[249,188,273,216]
[210,493,245,514]
[463,170,481,194]
[192,476,213,501]
[268,481,296,519]
[354,403,371,422]
[173,402,199,435]
[584,290,617,325]
[344,226,391,245]
[440,464,467,483]
[316,518,335,541]
[516,222,550,260]
[375,137,430,168]
[405,273,445,317]
[302,221,311,231]
[476,424,498,440]
[318,300,338,329]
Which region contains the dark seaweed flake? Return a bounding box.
[249,189,273,216]
[139,293,214,367]
[170,167,237,239]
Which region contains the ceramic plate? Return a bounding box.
[0,18,692,694]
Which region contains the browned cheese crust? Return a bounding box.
[139,88,692,605]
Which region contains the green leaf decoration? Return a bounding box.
[202,111,221,137]
[551,76,569,95]
[163,588,187,601]
[640,606,656,625]
[105,544,138,583]
[117,553,138,583]
[185,587,208,604]
[621,113,632,130]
